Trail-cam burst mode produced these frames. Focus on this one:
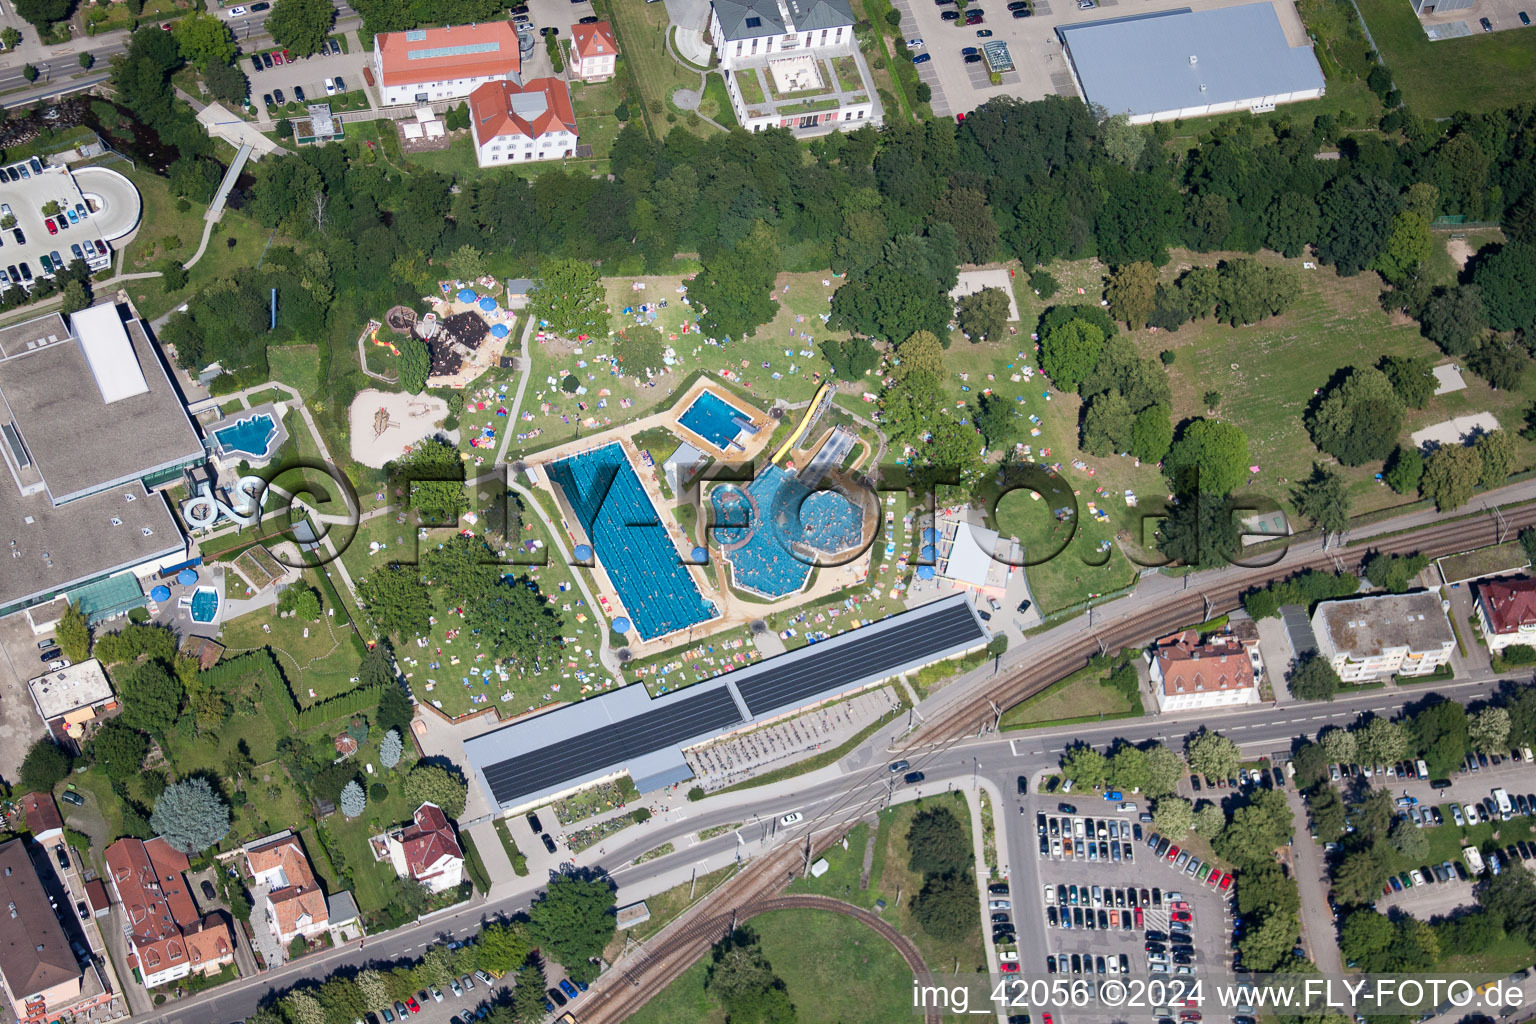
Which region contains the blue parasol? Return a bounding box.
[457,289,477,303]
[573,544,594,561]
[613,617,632,634]
[150,585,171,602]
[490,323,510,338]
[176,568,198,585]
[479,296,498,312]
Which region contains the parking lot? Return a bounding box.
[0,162,118,286]
[893,0,1310,118]
[249,36,369,117]
[1032,804,1235,983]
[355,962,589,1023]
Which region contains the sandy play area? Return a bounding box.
[348,390,455,468]
[1411,411,1500,449]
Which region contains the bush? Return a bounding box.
[1028,270,1058,298]
[370,782,388,801]
[631,807,652,823]
[688,786,706,801]
[1160,350,1175,365]
[915,81,931,103]
[885,7,901,25]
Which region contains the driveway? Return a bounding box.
[0,609,51,783]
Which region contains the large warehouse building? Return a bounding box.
[1057,3,1325,125]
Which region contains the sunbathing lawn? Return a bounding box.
[217,575,366,706]
[1000,662,1141,730]
[1356,0,1536,118]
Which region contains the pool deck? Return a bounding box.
[207,402,289,467]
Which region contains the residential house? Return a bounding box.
[373,21,523,107]
[569,21,618,81]
[711,0,877,133]
[104,838,234,989]
[1311,591,1455,682]
[246,835,329,944]
[17,794,63,848]
[1148,628,1262,712]
[467,78,578,167]
[373,803,465,894]
[1477,577,1536,654]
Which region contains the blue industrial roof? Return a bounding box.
[463,593,989,811]
[1057,3,1324,120]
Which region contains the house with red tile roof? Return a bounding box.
[246,835,328,944]
[569,21,617,81]
[1478,577,1536,653]
[17,793,63,847]
[1148,627,1261,712]
[373,803,465,894]
[373,21,523,107]
[104,837,234,989]
[467,78,578,168]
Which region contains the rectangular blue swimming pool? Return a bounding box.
[548,444,716,641]
[678,391,751,451]
[215,414,277,458]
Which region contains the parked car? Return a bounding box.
[294,85,306,101]
[913,52,933,63]
[540,832,557,853]
[1481,16,1493,29]
[60,790,85,806]
[335,75,347,91]
[273,88,286,103]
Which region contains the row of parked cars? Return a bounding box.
[0,156,45,181]
[1039,809,1139,862]
[1143,832,1236,892]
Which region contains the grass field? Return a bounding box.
[625,908,919,1024]
[216,574,366,706]
[1356,0,1536,118]
[1000,661,1142,729]
[598,0,717,138]
[1437,540,1531,584]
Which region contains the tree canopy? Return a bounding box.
[527,877,617,984]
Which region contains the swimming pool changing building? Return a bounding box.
[0,303,203,621]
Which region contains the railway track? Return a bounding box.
[575,503,1536,1023]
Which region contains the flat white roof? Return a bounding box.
[28,658,115,720]
[70,303,148,404]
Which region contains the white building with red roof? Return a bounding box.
[373,21,523,108]
[1148,627,1262,712]
[569,21,618,82]
[373,803,465,894]
[1478,577,1536,653]
[467,78,578,168]
[104,838,234,990]
[246,835,328,944]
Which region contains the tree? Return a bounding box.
[172,11,237,70]
[1061,744,1108,788]
[150,778,231,854]
[693,224,782,340]
[819,338,879,380]
[956,286,1009,342]
[1153,796,1194,836]
[264,0,334,57]
[1377,355,1436,410]
[1420,285,1487,356]
[1157,491,1241,568]
[527,876,617,983]
[1320,726,1357,764]
[1334,846,1391,905]
[1,27,19,49]
[403,764,468,817]
[1374,210,1433,284]
[529,258,609,340]
[1473,241,1536,334]
[1470,337,1529,391]
[89,720,148,783]
[444,245,487,283]
[911,870,979,940]
[1362,551,1428,593]
[973,392,1020,450]
[1389,816,1430,860]
[120,660,185,736]
[356,970,390,1011]
[1379,446,1423,499]
[202,60,249,106]
[19,738,72,792]
[1294,464,1350,535]
[1239,908,1301,972]
[1143,744,1186,798]
[1411,700,1469,777]
[1165,419,1250,496]
[1307,786,1346,841]
[1040,318,1104,392]
[1317,176,1400,277]
[893,330,945,382]
[1130,405,1173,463]
[283,990,327,1024]
[1356,716,1409,765]
[358,564,431,637]
[1307,367,1405,466]
[1470,706,1512,753]
[1106,262,1159,329]
[1477,429,1518,489]
[278,582,322,620]
[1186,730,1241,780]
[398,337,430,394]
[1081,390,1134,457]
[1107,744,1150,793]
[340,779,366,818]
[13,0,65,31]
[906,806,971,876]
[55,602,91,661]
[1194,802,1226,837]
[932,188,999,264]
[58,279,90,317]
[509,961,548,1024]
[1289,654,1341,702]
[478,921,533,975]
[380,729,403,769]
[1421,444,1482,511]
[1213,259,1301,327]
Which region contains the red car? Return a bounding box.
[956,112,966,122]
[1171,901,1190,912]
[1134,906,1144,927]
[45,219,56,235]
[1180,1014,1202,1022]
[1220,874,1234,891]
[1043,1015,1054,1024]
[1172,910,1192,923]
[273,50,285,64]
[282,49,292,61]
[1166,844,1180,862]
[1208,870,1224,888]
[1000,962,1019,973]
[404,996,420,1013]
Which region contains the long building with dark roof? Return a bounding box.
[464,593,988,813]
